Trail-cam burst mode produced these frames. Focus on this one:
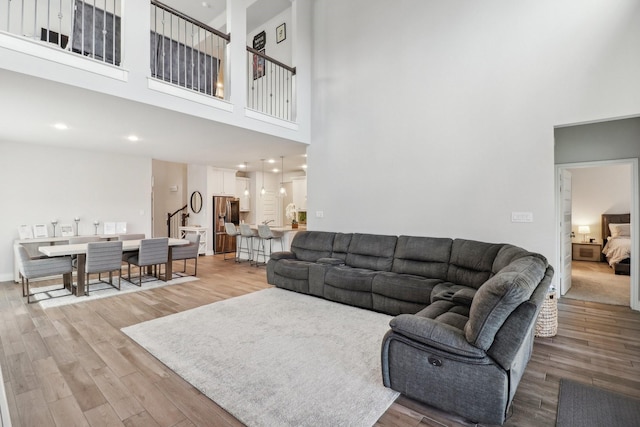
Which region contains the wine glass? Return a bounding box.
[74,217,80,236]
[93,220,100,235]
[51,219,58,237]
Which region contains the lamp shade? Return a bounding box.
[578,225,590,234]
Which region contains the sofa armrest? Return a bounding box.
[317,257,345,266]
[269,251,297,261]
[390,314,485,359]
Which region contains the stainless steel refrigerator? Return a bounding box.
[213,196,240,254]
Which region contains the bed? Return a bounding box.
[601,213,631,275]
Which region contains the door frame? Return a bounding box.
[555,158,639,311]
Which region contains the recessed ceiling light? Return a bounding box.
[272,168,279,173]
[202,1,211,8]
[302,164,307,169]
[238,163,246,168]
[53,123,68,130]
[268,159,275,164]
[127,135,139,142]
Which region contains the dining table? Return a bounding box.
[38,238,188,297]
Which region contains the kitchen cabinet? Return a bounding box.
[179,226,208,255]
[292,177,307,210]
[209,168,237,196]
[236,177,251,212]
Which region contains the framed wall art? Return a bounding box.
[276,23,286,43]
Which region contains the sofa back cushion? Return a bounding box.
[392,236,452,280]
[345,233,397,271]
[446,239,505,289]
[464,255,548,350]
[290,231,336,262]
[331,233,353,262]
[492,244,532,273]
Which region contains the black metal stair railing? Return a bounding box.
[167,204,188,238]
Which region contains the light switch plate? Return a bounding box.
[511,211,533,223]
[316,211,324,218]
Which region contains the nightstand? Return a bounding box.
[572,242,602,262]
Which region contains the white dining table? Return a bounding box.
[39,238,188,297]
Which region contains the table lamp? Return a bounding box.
[578,225,590,242]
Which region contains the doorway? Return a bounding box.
[555,159,639,310]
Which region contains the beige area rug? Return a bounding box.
[564,262,630,306]
[35,275,198,308]
[122,288,399,427]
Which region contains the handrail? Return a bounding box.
[151,0,230,42]
[167,204,189,237]
[247,46,296,74]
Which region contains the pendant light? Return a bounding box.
[243,162,250,197]
[279,156,287,197]
[260,159,266,196]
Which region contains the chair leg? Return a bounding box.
[194,256,198,276]
[117,269,121,290]
[26,278,31,303]
[223,233,228,260]
[22,276,26,297]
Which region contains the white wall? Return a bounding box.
[152,159,187,237]
[569,164,632,241]
[0,141,152,280]
[308,0,640,273]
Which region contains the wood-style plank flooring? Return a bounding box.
[1,255,639,426]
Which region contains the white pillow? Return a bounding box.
[609,223,631,238]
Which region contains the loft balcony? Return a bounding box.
[0,0,309,143]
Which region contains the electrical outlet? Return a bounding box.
[316,211,324,218]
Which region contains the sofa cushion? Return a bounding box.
[372,272,440,315]
[431,282,477,306]
[345,233,397,271]
[492,244,531,273]
[325,265,378,292]
[465,256,547,350]
[391,236,452,280]
[331,233,353,262]
[273,259,316,280]
[415,300,470,332]
[446,239,505,289]
[290,231,336,262]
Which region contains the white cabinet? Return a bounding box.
[236,177,251,212]
[179,227,208,255]
[292,177,307,210]
[209,168,237,196]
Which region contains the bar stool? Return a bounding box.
[223,223,240,261]
[255,224,284,266]
[239,224,258,264]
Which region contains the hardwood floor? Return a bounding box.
[1,256,639,427]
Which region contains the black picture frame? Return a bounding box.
[276,23,286,43]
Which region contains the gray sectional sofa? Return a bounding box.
[266,231,554,425]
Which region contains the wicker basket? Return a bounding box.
[535,291,558,338]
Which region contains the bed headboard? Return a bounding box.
[601,213,631,243]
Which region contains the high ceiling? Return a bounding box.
[0,0,304,173]
[161,0,292,34]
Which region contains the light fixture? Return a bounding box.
[578,225,590,242]
[53,123,68,130]
[243,162,250,197]
[260,159,266,196]
[279,156,287,197]
[127,135,139,142]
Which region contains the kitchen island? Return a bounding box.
[236,224,306,263]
